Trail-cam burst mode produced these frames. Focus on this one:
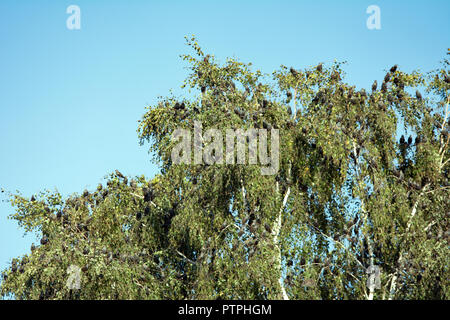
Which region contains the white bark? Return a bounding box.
[272,187,290,300]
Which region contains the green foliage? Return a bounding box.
[1,38,449,300]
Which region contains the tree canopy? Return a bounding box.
[1,38,449,300]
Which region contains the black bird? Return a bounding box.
[384,73,390,83]
[400,135,405,145]
[143,187,154,202]
[40,236,49,245]
[30,195,36,202]
[262,121,272,130]
[381,82,387,92]
[290,67,298,77]
[408,136,412,145]
[115,170,125,179]
[316,63,323,72]
[286,91,292,101]
[372,80,377,92]
[445,74,450,84]
[415,136,421,145]
[416,90,422,100]
[201,86,206,93]
[390,65,398,73]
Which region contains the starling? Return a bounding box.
[372,80,377,92]
[414,136,420,145]
[40,236,49,245]
[201,86,206,93]
[115,170,125,179]
[445,74,450,84]
[83,190,89,198]
[286,91,292,102]
[262,99,269,108]
[408,136,412,145]
[248,213,255,226]
[415,90,422,100]
[384,73,390,83]
[316,63,323,72]
[30,195,36,202]
[390,65,398,73]
[31,244,36,251]
[143,187,153,202]
[290,67,298,77]
[400,135,405,145]
[381,82,387,92]
[136,211,142,221]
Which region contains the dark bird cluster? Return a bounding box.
[174,102,185,110]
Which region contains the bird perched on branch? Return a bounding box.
[416,90,422,100]
[316,63,323,72]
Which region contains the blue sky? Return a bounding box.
[0,0,449,273]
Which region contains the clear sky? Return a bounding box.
[0,0,449,273]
